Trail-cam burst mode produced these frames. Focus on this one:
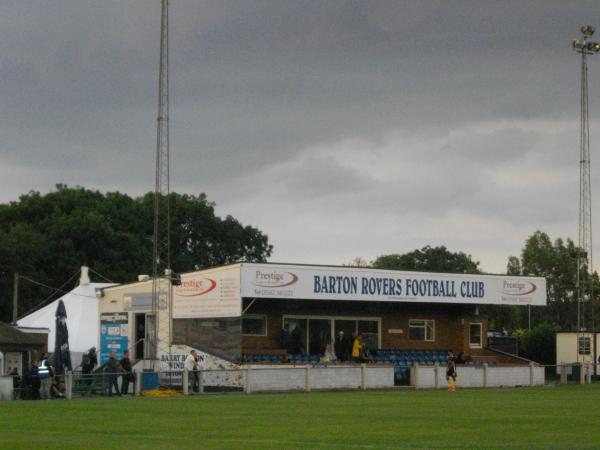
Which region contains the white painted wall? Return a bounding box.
[410,364,544,389]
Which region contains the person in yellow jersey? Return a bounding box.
[446,349,457,391]
[351,334,363,363]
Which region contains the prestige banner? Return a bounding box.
[172,265,242,318]
[240,263,546,306]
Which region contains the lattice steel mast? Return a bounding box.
[572,26,600,356]
[147,0,171,367]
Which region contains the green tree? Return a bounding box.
[506,230,596,331]
[372,245,480,273]
[517,322,561,364]
[0,185,273,322]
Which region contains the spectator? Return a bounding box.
[352,334,364,363]
[362,343,374,364]
[320,343,336,363]
[334,331,349,362]
[119,350,134,395]
[9,368,21,399]
[290,326,304,355]
[38,352,52,400]
[103,352,122,396]
[81,347,98,390]
[184,350,199,393]
[26,359,41,400]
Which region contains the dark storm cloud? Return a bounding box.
[0,1,598,271]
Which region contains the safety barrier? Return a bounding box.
[5,362,600,400]
[410,362,545,389]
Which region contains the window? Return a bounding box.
[241,315,267,336]
[578,337,591,355]
[409,320,435,341]
[469,323,482,348]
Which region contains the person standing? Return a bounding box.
[119,350,133,395]
[184,350,199,393]
[104,352,121,396]
[446,349,457,392]
[351,334,363,363]
[334,331,348,362]
[38,352,52,400]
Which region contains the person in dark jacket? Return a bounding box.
[26,359,41,400]
[103,352,122,396]
[119,350,133,395]
[334,331,349,362]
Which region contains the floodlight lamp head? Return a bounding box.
[581,25,595,36]
[588,41,600,53]
[573,38,583,50]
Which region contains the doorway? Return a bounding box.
[135,313,145,360]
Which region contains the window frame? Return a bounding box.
[469,322,483,349]
[408,319,435,342]
[578,336,591,355]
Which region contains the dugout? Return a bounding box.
[98,263,547,368]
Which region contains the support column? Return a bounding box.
[483,363,488,388]
[245,368,251,394]
[360,364,366,390]
[65,371,72,400]
[529,362,535,386]
[412,363,419,388]
[182,369,188,395]
[135,371,142,396]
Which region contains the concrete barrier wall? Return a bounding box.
[411,364,544,389]
[0,376,13,401]
[247,365,394,392]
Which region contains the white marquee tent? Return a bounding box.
[17,268,116,368]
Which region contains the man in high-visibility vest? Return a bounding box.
[38,352,52,400]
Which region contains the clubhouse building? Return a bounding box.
[98,262,547,368]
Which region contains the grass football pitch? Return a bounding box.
[2,384,600,449]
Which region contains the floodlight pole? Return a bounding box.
[572,25,600,363]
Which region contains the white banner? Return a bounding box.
[172,266,242,318]
[240,264,546,306]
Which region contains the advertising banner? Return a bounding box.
[100,312,129,364]
[240,264,546,306]
[172,266,242,318]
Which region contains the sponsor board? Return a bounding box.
[100,312,128,364]
[240,264,546,306]
[172,266,242,318]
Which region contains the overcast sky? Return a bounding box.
[1,1,599,273]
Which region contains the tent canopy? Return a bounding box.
[17,282,115,366]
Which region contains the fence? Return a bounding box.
[543,363,595,386]
[2,362,599,400]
